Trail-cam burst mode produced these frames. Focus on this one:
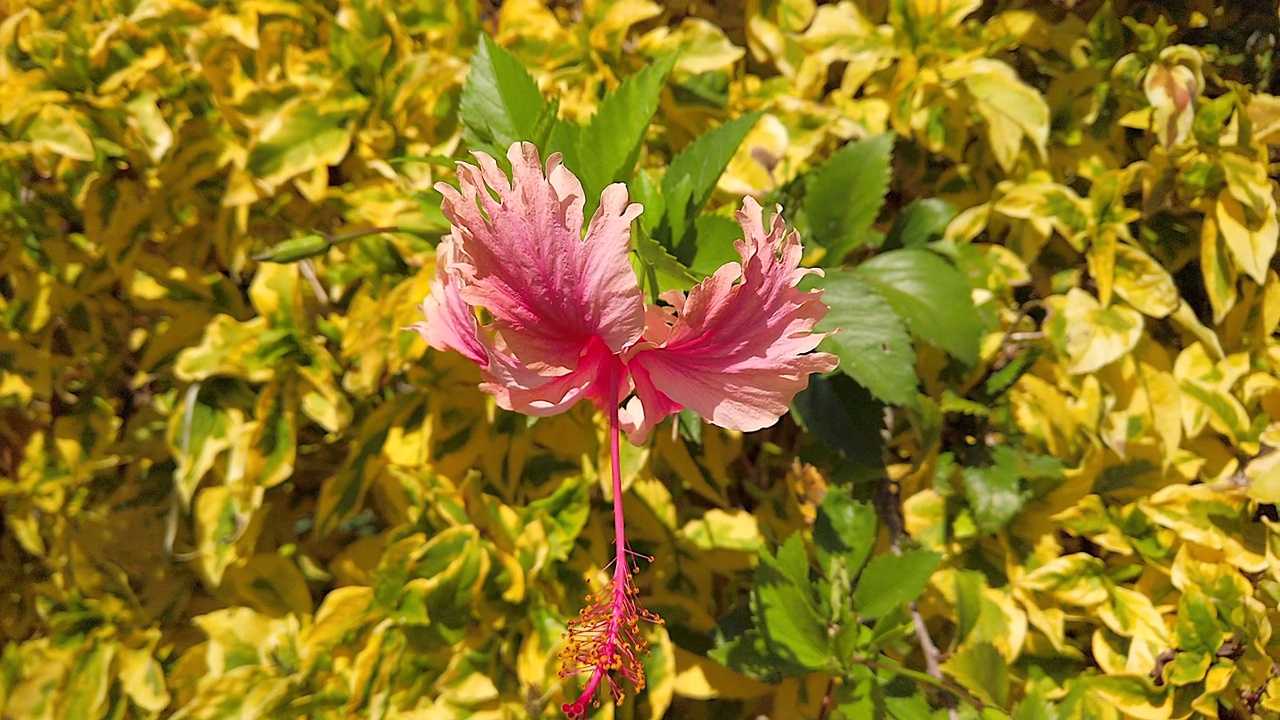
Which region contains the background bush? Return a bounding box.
[3,0,1280,718]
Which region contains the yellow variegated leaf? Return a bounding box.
[27,105,95,161]
[586,0,661,53]
[1143,62,1197,148]
[1247,92,1280,144]
[1114,243,1180,318]
[223,553,313,617]
[116,642,171,713]
[1200,210,1240,323]
[1089,674,1172,720]
[1098,585,1170,646]
[671,647,770,700]
[1217,189,1279,286]
[639,19,744,75]
[1245,450,1280,503]
[680,508,762,553]
[718,113,790,197]
[1089,228,1118,307]
[302,586,374,660]
[297,359,353,433]
[1060,288,1144,375]
[194,485,263,584]
[962,58,1050,172]
[897,0,982,29]
[1019,553,1110,606]
[1143,485,1268,573]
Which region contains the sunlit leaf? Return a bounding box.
[854,249,982,365]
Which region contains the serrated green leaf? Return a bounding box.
[852,548,941,620]
[708,629,790,681]
[832,664,883,719]
[560,55,675,211]
[792,372,885,466]
[983,346,1043,397]
[459,34,550,155]
[811,270,919,408]
[753,535,830,671]
[634,226,698,296]
[962,447,1028,534]
[661,111,763,247]
[814,487,877,578]
[942,641,1008,707]
[688,214,743,277]
[885,198,957,251]
[806,134,894,264]
[854,249,982,365]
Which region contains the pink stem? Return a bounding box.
[608,365,627,572]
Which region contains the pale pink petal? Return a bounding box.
[410,236,487,367]
[626,197,838,437]
[484,337,628,417]
[419,142,646,418]
[436,143,645,373]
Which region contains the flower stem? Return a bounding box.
[608,366,626,571]
[559,363,659,718]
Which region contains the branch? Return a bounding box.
[874,406,960,720]
[851,656,990,716]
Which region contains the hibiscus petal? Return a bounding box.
[411,236,488,367]
[420,142,646,418]
[436,143,645,371]
[484,336,628,417]
[626,197,838,440]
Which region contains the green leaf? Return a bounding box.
[813,487,877,578]
[811,270,919,408]
[661,111,763,247]
[634,226,698,296]
[688,214,743,277]
[792,372,886,466]
[806,134,894,264]
[832,664,884,719]
[942,641,1009,707]
[962,447,1028,534]
[753,535,830,670]
[951,569,985,650]
[983,346,1044,397]
[708,628,789,681]
[885,198,957,251]
[559,55,675,210]
[1012,690,1059,720]
[854,249,982,365]
[1193,92,1235,146]
[459,34,552,155]
[852,548,941,620]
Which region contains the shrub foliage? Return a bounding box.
[3,0,1280,718]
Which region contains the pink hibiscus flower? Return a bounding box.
[412,142,837,718]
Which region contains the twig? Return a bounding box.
[815,675,836,720]
[874,406,960,720]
